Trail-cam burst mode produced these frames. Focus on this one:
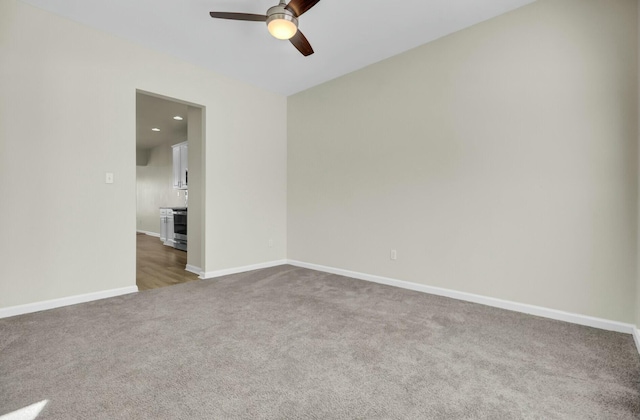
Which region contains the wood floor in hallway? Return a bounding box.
[136,233,199,291]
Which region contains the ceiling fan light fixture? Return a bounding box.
[267,13,298,40]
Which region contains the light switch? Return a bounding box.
[105,172,114,184]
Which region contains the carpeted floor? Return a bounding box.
[1,265,639,419]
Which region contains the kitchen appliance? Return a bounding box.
[160,207,187,251]
[172,209,188,251]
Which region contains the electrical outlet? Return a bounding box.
[390,249,397,260]
[268,239,274,247]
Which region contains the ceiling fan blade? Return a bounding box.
[290,30,314,56]
[209,12,267,22]
[285,0,321,17]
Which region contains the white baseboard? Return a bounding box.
[286,260,637,336]
[137,230,160,238]
[185,264,202,276]
[201,259,288,280]
[0,286,139,319]
[3,259,638,356]
[633,327,640,355]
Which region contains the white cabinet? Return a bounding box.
[172,142,188,190]
[160,208,174,246]
[165,211,175,246]
[160,209,168,242]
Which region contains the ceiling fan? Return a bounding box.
[209,0,320,56]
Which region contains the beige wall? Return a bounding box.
[136,148,150,166]
[0,0,287,308]
[288,0,639,323]
[136,141,187,234]
[637,0,640,328]
[187,105,204,271]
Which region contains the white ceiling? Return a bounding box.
[20,0,536,96]
[136,93,188,150]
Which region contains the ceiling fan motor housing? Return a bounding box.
[266,4,299,37]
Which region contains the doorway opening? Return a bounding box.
[135,91,205,290]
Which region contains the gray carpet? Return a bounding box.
[1,265,639,419]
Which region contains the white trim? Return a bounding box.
[0,286,138,319]
[185,264,202,276]
[137,230,160,238]
[633,327,640,355]
[201,260,288,280]
[286,260,637,335]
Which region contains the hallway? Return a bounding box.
[136,233,199,291]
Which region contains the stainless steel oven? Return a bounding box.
[172,209,187,251]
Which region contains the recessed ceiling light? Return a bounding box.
[173,116,183,121]
[151,128,160,131]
